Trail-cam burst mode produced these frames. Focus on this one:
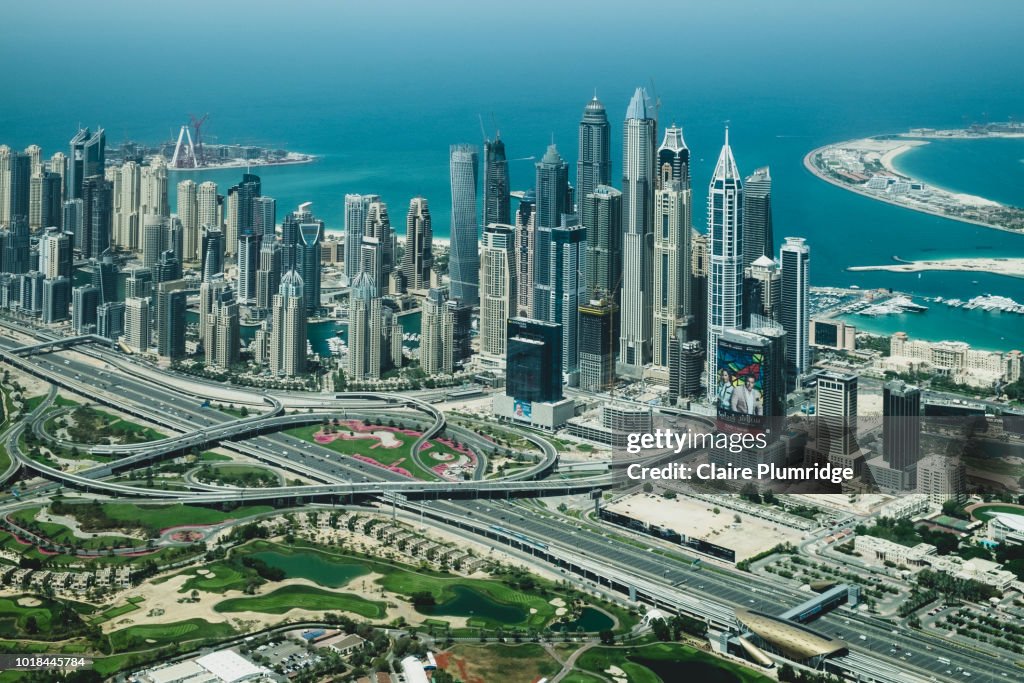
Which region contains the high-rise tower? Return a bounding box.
[448,144,480,306]
[343,194,379,280]
[652,125,693,373]
[402,197,433,292]
[577,95,611,205]
[618,87,657,376]
[742,167,773,269]
[479,223,517,368]
[269,270,307,377]
[483,134,510,227]
[780,236,810,384]
[532,144,570,321]
[705,128,744,398]
[68,127,105,201]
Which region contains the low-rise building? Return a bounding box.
[853,535,936,567]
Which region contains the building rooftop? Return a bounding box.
[195,650,266,683]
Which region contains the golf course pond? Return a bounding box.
[552,607,614,633]
[246,550,369,588]
[416,585,528,624]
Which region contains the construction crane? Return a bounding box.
[190,113,209,167]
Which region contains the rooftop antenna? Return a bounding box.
[648,77,662,124]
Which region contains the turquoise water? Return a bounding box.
[6,2,1024,350]
[247,550,369,588]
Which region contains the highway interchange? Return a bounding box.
[0,324,1019,683]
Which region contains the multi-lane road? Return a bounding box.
[0,326,1018,682]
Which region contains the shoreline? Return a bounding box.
[166,156,317,173]
[847,257,1024,280]
[802,141,1024,235]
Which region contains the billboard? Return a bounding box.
[716,336,767,433]
[513,399,533,421]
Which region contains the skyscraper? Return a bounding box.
[81,175,113,259]
[254,196,276,239]
[582,184,621,301]
[742,167,773,270]
[0,146,10,227]
[298,212,324,314]
[745,255,781,324]
[514,190,536,317]
[72,284,101,333]
[237,233,261,304]
[4,216,30,275]
[364,200,393,290]
[448,144,480,306]
[140,157,168,219]
[652,125,693,373]
[156,280,188,360]
[815,371,860,470]
[342,194,378,280]
[97,301,125,340]
[479,223,517,368]
[197,181,219,230]
[255,239,282,316]
[124,267,153,301]
[577,95,611,206]
[618,88,657,375]
[483,134,510,227]
[269,270,307,377]
[39,227,72,280]
[705,128,744,397]
[506,317,563,404]
[142,216,164,269]
[780,236,810,383]
[548,219,587,382]
[347,271,383,380]
[201,226,224,282]
[402,197,433,292]
[7,151,31,222]
[532,144,570,321]
[420,287,453,375]
[39,172,62,230]
[42,276,71,324]
[113,160,141,250]
[124,296,150,353]
[578,299,618,392]
[68,127,105,201]
[883,380,921,472]
[177,179,199,262]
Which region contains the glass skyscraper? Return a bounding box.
[448,144,479,306]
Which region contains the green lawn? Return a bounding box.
[9,507,140,550]
[577,643,772,683]
[198,451,233,462]
[971,504,1024,522]
[108,618,237,652]
[90,602,141,625]
[78,502,275,535]
[963,457,1024,478]
[176,562,250,593]
[562,673,605,683]
[286,423,437,480]
[214,584,385,618]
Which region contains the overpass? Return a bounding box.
[10,334,115,357]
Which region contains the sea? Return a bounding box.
[3,2,1023,352]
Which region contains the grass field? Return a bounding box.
[963,456,1024,478]
[561,673,606,683]
[971,504,1024,522]
[577,643,771,683]
[214,584,386,618]
[107,618,237,652]
[84,502,275,535]
[9,507,140,550]
[176,562,250,593]
[446,644,559,683]
[285,423,441,480]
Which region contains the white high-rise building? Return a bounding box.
[706,128,744,398]
[420,288,453,375]
[177,180,199,262]
[780,236,811,382]
[479,224,516,368]
[652,125,692,374]
[39,228,70,280]
[113,160,141,250]
[48,152,66,198]
[140,157,168,219]
[618,87,656,376]
[343,193,379,280]
[197,181,219,230]
[916,454,966,505]
[124,296,151,353]
[347,271,383,380]
[0,145,10,228]
[269,270,306,377]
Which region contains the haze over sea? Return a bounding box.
[3,1,1022,351]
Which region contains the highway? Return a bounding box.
[0,326,1017,682]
